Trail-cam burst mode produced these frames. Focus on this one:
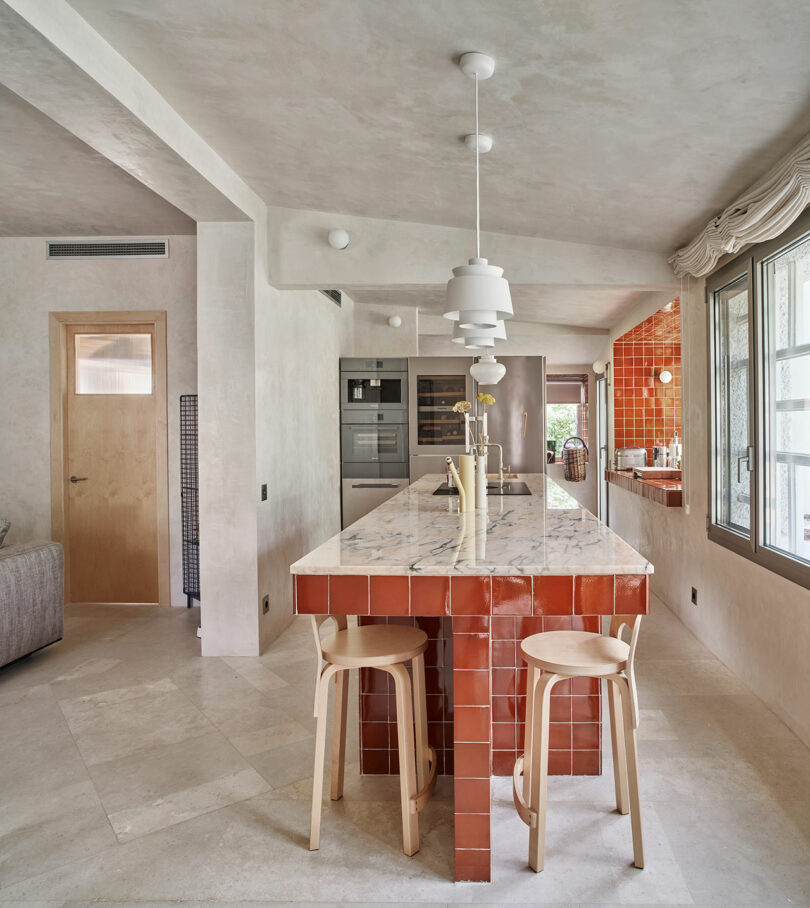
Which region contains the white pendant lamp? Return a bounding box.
[452,319,506,349]
[443,53,513,332]
[470,353,506,385]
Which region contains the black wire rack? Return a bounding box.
[180,394,200,606]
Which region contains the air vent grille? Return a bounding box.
[320,289,342,306]
[47,240,169,259]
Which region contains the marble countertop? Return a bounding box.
[291,474,652,577]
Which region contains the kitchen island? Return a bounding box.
[291,473,651,881]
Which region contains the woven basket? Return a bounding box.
[562,436,588,483]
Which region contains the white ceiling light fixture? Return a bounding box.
[658,369,673,384]
[443,52,513,333]
[452,320,506,349]
[328,228,350,250]
[470,353,506,385]
[388,315,402,328]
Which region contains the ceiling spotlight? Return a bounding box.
[388,315,402,328]
[328,229,350,250]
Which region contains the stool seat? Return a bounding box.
[521,630,629,676]
[322,624,428,668]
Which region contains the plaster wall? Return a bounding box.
[608,278,810,746]
[352,301,418,357]
[0,235,196,606]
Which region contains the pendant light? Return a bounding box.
[470,353,507,385]
[443,53,513,332]
[451,320,507,349]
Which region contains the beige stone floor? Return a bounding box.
[0,595,808,907]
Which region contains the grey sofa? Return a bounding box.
[0,542,64,668]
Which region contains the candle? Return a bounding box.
[482,411,488,439]
[464,412,470,453]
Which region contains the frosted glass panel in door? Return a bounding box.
[75,333,153,394]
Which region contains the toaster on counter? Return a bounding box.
[615,446,647,470]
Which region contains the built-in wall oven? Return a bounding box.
[340,358,410,528]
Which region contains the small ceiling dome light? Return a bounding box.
[658,369,673,384]
[452,320,506,349]
[470,353,506,385]
[443,52,513,333]
[328,229,350,250]
[592,360,606,375]
[387,315,402,328]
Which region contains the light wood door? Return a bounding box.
[65,323,159,603]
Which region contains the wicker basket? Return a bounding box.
[562,436,588,482]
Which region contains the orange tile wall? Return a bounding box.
[613,299,681,464]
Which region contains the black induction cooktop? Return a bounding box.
[433,481,531,496]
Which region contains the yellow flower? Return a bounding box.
[476,392,496,406]
[452,400,472,413]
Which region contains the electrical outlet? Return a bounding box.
[261,483,267,502]
[262,595,269,614]
[691,587,698,605]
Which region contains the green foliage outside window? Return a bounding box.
[546,404,578,457]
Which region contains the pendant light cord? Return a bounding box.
[475,72,480,259]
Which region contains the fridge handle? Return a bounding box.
[522,410,528,439]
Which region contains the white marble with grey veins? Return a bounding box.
[291,474,652,576]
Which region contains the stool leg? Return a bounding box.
[331,669,349,801]
[523,665,539,805]
[616,675,644,869]
[386,663,420,856]
[412,653,429,791]
[528,671,558,872]
[310,663,339,850]
[608,677,629,815]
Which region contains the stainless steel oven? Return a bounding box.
[341,421,408,464]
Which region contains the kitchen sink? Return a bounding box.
[433,481,531,496]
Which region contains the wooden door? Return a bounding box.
[64,323,160,603]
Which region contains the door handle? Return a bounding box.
[70,475,88,483]
[522,411,528,439]
[736,446,754,483]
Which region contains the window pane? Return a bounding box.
[763,237,810,564]
[75,333,152,395]
[714,276,751,535]
[546,403,579,457]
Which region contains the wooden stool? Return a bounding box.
[309,616,437,855]
[512,615,644,871]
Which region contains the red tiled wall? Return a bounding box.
[613,298,682,464]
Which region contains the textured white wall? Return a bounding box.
[0,235,196,606]
[255,287,353,649]
[608,278,810,746]
[352,301,417,357]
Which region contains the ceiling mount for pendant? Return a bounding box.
[464,133,492,153]
[458,52,495,80]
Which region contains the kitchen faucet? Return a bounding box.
[481,438,506,488]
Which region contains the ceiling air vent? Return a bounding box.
[46,239,169,259]
[320,289,342,306]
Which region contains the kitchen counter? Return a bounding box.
[291,473,652,577]
[606,469,683,507]
[291,473,651,882]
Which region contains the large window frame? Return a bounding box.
[707,208,810,589]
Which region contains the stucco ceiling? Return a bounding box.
[0,85,195,237]
[347,284,647,330]
[68,0,810,253]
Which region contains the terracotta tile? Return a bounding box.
[492,722,516,750]
[452,615,490,634]
[453,634,489,670]
[516,616,544,639]
[573,750,601,775]
[492,616,516,640]
[492,668,517,697]
[361,749,389,774]
[454,813,491,849]
[572,722,600,750]
[454,777,491,813]
[455,848,491,883]
[572,694,600,722]
[571,615,600,633]
[451,575,492,615]
[329,575,369,615]
[453,669,490,705]
[615,574,649,614]
[492,749,518,776]
[454,741,490,777]
[542,615,574,632]
[295,574,327,614]
[574,575,614,614]
[492,639,516,668]
[369,575,409,615]
[533,576,574,615]
[360,667,390,694]
[360,693,388,721]
[571,676,599,695]
[425,694,444,722]
[547,750,572,775]
[411,575,450,616]
[549,722,572,750]
[361,722,390,749]
[549,696,571,722]
[492,576,532,615]
[492,695,516,723]
[454,706,490,742]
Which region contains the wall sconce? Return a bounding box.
[328,228,350,250]
[592,360,606,375]
[658,369,673,384]
[388,315,402,328]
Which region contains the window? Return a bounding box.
[546,375,588,459]
[75,333,153,395]
[707,209,810,588]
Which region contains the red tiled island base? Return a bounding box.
[295,571,649,882]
